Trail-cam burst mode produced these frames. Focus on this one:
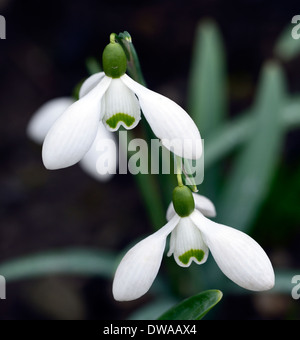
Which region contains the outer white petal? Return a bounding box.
[190,210,275,291]
[27,97,74,144]
[167,216,209,267]
[193,194,216,217]
[166,193,216,221]
[42,76,111,169]
[113,214,180,301]
[79,72,105,98]
[79,122,117,181]
[121,74,202,160]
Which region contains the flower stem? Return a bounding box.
[176,156,183,187]
[110,33,117,44]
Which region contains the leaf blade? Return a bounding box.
[0,248,116,281]
[157,289,223,320]
[217,61,287,231]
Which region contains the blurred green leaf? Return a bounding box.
[217,61,287,231]
[85,57,102,74]
[188,19,228,199]
[273,269,300,294]
[204,97,300,168]
[0,248,116,281]
[188,19,227,135]
[274,23,300,61]
[128,297,177,320]
[157,290,223,320]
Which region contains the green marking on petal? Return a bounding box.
[106,113,135,129]
[179,249,205,265]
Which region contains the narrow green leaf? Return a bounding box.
[217,61,287,231]
[188,19,227,200]
[157,290,223,320]
[204,96,300,168]
[188,19,227,135]
[0,248,116,281]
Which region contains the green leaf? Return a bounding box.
[188,19,227,200]
[85,57,102,75]
[157,290,223,320]
[204,96,300,168]
[217,61,287,231]
[188,19,227,135]
[0,248,116,281]
[273,269,300,294]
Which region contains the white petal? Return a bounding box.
[79,123,117,181]
[101,78,141,131]
[193,194,216,217]
[121,74,202,159]
[167,216,209,267]
[113,214,180,301]
[166,193,216,221]
[190,210,275,291]
[27,97,74,144]
[42,76,111,169]
[79,72,105,98]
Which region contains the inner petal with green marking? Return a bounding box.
[101,78,141,132]
[167,216,209,267]
[106,113,135,129]
[179,249,205,265]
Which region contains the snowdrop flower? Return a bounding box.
[42,34,202,170]
[27,97,117,181]
[113,186,275,301]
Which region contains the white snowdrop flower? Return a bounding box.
[27,97,75,144]
[113,186,275,301]
[27,97,117,181]
[42,35,202,170]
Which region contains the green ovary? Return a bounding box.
[106,113,135,129]
[179,249,205,265]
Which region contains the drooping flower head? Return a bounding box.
[42,34,202,170]
[113,186,275,301]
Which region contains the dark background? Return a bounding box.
[0,0,300,320]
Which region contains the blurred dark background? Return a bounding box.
[0,0,300,320]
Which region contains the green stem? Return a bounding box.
[176,156,183,187]
[116,32,147,86]
[110,32,117,44]
[125,130,165,230]
[116,31,174,229]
